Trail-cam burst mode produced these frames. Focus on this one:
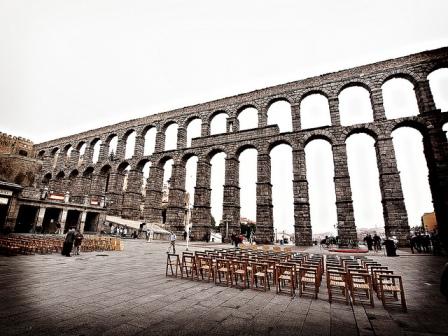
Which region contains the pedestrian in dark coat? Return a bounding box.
[62,228,76,257]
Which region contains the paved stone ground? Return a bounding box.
[0,239,447,336]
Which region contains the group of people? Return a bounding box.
[230,233,244,247]
[110,225,128,237]
[410,231,442,255]
[61,228,84,257]
[363,234,382,252]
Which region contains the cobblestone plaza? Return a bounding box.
[0,240,446,336]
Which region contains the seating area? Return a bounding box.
[166,246,407,312]
[0,234,123,255]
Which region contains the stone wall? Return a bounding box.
[31,47,448,246]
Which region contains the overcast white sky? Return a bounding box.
[1,0,448,235]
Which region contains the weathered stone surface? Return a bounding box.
[30,47,448,246]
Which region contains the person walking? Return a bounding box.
[62,227,76,257]
[73,229,84,255]
[147,228,153,243]
[167,231,176,254]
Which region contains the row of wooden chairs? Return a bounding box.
[0,234,123,255]
[166,249,324,298]
[326,255,407,311]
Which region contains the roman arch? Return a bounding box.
[33,47,448,246]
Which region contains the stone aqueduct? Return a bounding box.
[34,47,448,246]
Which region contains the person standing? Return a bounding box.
[73,229,84,255]
[147,228,153,242]
[62,228,76,257]
[167,231,176,254]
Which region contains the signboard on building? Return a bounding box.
[0,189,13,197]
[90,196,100,205]
[48,192,65,201]
[0,197,9,205]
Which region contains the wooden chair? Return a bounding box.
[348,270,374,307]
[231,260,249,289]
[298,267,319,299]
[250,262,270,292]
[378,274,407,312]
[165,253,181,278]
[197,256,214,282]
[215,259,232,287]
[276,264,296,297]
[327,270,350,304]
[181,253,197,280]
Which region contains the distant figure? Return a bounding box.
[183,230,187,241]
[123,227,127,237]
[55,221,62,235]
[133,230,138,239]
[62,228,76,257]
[373,234,381,252]
[147,229,153,243]
[364,234,374,251]
[73,229,84,255]
[230,233,236,247]
[167,231,176,254]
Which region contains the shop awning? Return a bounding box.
[105,216,169,234]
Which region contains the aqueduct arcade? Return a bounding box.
[33,47,448,246]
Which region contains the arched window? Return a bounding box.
[210,112,228,135]
[428,68,448,112]
[210,152,226,224]
[92,140,101,164]
[305,140,338,235]
[143,127,157,156]
[392,127,433,227]
[238,148,257,223]
[339,86,374,126]
[124,131,136,159]
[108,136,118,156]
[186,118,202,147]
[346,133,383,230]
[238,107,258,131]
[300,94,331,129]
[267,101,292,132]
[382,78,419,119]
[164,124,178,151]
[185,156,198,207]
[270,144,294,234]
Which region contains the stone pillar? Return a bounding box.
[90,173,106,201]
[228,117,238,132]
[71,176,90,204]
[36,207,46,229]
[5,197,19,230]
[98,143,109,162]
[83,144,93,164]
[191,159,212,240]
[258,106,268,128]
[42,154,53,173]
[69,149,80,168]
[221,157,241,241]
[122,169,143,219]
[415,79,438,113]
[166,163,187,235]
[256,153,274,243]
[328,96,341,126]
[292,148,312,246]
[201,121,210,137]
[154,130,165,153]
[370,88,387,121]
[79,211,87,233]
[177,127,187,149]
[59,209,68,233]
[143,165,164,223]
[106,172,124,216]
[291,104,301,132]
[134,135,145,158]
[375,136,410,246]
[332,143,357,244]
[423,126,448,248]
[115,138,126,161]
